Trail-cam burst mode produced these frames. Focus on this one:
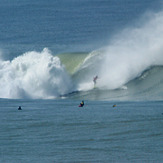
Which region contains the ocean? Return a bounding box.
[0,0,163,162]
[0,99,163,162]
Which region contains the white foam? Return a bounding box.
[96,11,163,90]
[0,48,73,99]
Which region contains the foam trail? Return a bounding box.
[0,48,73,99]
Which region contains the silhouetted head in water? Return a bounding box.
[18,106,22,110]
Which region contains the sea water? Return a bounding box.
[0,99,162,162]
[0,0,163,162]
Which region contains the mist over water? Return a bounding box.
[99,11,163,89]
[76,11,163,91]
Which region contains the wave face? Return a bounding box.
[61,66,163,101]
[0,11,163,100]
[126,66,163,100]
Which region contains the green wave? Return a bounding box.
[57,52,89,75]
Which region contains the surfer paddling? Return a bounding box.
[93,75,98,88]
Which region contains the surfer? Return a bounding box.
[79,101,84,107]
[113,104,116,107]
[18,106,22,110]
[93,75,98,87]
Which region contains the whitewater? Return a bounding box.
[0,11,163,100]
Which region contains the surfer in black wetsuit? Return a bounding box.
[18,106,22,110]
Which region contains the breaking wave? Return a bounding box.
[72,11,163,92]
[0,48,73,99]
[0,10,163,100]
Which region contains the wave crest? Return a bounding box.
[0,48,72,99]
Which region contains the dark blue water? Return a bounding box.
[0,99,163,162]
[0,0,162,58]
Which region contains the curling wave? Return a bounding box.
[0,10,163,100]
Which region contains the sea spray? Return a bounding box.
[0,48,73,99]
[75,11,163,90]
[99,11,163,89]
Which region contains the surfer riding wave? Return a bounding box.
[93,75,98,88]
